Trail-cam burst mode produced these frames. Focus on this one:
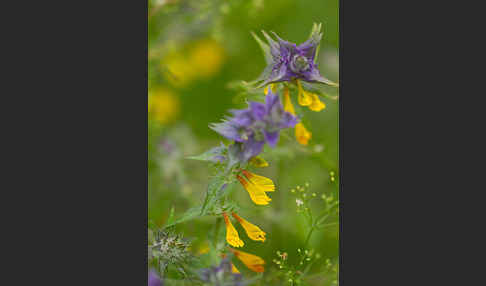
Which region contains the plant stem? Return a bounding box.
[304,227,315,248]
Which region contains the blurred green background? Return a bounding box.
[148,0,339,284]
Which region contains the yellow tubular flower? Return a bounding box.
[223,213,244,248]
[297,80,312,106]
[242,170,275,192]
[236,174,272,205]
[232,212,266,242]
[231,264,240,273]
[295,123,312,145]
[249,156,269,168]
[283,86,296,115]
[229,248,265,273]
[308,92,326,111]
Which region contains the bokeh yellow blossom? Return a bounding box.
[232,212,266,242]
[229,248,265,273]
[190,39,224,78]
[223,213,244,247]
[164,39,225,86]
[148,88,179,124]
[197,241,210,255]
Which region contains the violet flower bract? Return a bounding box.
[210,90,297,163]
[251,23,338,87]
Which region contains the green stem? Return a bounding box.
[304,227,315,248]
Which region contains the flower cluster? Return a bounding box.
[252,23,339,146]
[210,89,297,162]
[252,23,336,87]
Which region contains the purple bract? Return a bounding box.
[252,23,337,87]
[210,90,297,162]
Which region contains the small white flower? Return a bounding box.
[296,199,304,206]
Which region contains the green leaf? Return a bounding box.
[164,206,176,227]
[187,145,226,162]
[164,207,202,228]
[251,31,272,64]
[200,175,228,215]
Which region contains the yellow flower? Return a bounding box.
[297,80,312,106]
[295,123,312,145]
[223,213,244,248]
[164,52,194,86]
[308,92,326,111]
[249,156,269,168]
[164,39,225,86]
[190,39,225,78]
[148,89,180,124]
[241,170,274,192]
[229,248,265,273]
[231,263,240,273]
[231,212,266,242]
[236,171,273,205]
[283,86,296,115]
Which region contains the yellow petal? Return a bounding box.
[308,93,326,111]
[283,86,296,115]
[232,212,266,242]
[237,175,272,205]
[223,213,244,247]
[242,170,275,192]
[230,248,265,273]
[231,263,240,274]
[295,123,312,145]
[297,80,312,106]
